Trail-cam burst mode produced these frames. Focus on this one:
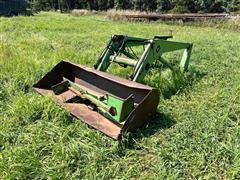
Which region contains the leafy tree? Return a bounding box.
[74,0,88,9]
[133,0,144,10]
[172,0,200,13]
[115,0,133,9]
[157,0,173,12]
[27,0,240,13]
[133,0,157,11]
[198,0,226,13]
[146,0,158,11]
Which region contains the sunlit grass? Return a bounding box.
[0,12,240,179]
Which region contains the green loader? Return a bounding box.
[34,35,193,139]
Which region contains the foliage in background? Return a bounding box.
[27,0,240,13]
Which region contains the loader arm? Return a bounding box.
[94,35,193,83]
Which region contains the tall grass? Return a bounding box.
[0,12,240,179]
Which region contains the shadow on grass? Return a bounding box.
[118,69,207,150]
[183,68,208,93]
[118,111,176,150]
[145,68,207,99]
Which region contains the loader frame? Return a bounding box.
[94,35,193,82]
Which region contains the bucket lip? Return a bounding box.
[61,59,158,91]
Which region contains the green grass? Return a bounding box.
[0,12,240,179]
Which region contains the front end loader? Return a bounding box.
[33,35,192,139]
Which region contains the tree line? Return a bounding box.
[28,0,240,13]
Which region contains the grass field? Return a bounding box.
[0,12,240,179]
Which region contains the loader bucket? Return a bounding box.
[33,60,159,140]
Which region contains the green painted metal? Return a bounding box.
[63,77,105,100]
[107,94,134,122]
[51,77,134,122]
[110,56,137,67]
[94,35,193,83]
[50,35,192,125]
